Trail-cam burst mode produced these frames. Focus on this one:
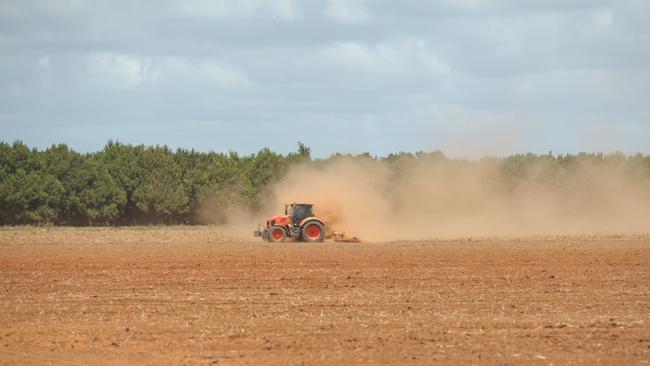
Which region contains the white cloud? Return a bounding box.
[2,1,649,155]
[168,0,301,20]
[37,56,50,69]
[0,0,92,18]
[273,0,301,20]
[322,38,450,77]
[82,52,251,90]
[325,0,373,24]
[159,57,252,88]
[591,8,614,29]
[85,52,159,89]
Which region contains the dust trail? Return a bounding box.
[266,155,650,241]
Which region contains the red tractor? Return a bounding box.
[254,203,326,242]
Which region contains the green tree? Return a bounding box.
[0,169,64,224]
[98,141,146,224]
[243,148,289,209]
[187,151,251,224]
[76,157,127,225]
[132,145,189,224]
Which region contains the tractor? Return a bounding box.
[254,203,326,243]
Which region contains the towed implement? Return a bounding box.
[254,203,359,243]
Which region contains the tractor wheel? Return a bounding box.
[269,226,287,242]
[301,221,325,242]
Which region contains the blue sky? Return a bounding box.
[1,0,649,158]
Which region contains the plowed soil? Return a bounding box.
[1,227,649,365]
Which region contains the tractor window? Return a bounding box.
[291,205,313,225]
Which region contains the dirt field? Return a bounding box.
[1,227,649,365]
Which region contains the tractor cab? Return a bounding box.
[286,203,313,226]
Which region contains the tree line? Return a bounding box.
[1,140,648,226]
[0,140,309,225]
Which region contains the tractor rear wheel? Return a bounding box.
[269,226,287,242]
[301,221,325,242]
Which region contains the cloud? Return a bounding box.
[0,0,91,18]
[591,7,614,29]
[321,38,450,79]
[82,53,251,90]
[167,0,301,20]
[1,1,649,155]
[84,52,158,89]
[157,57,252,88]
[37,56,50,69]
[324,0,373,24]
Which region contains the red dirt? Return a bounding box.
[1,227,649,365]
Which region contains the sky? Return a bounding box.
[1,0,649,158]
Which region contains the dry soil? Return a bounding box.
[1,227,649,365]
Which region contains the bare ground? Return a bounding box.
[1,227,649,365]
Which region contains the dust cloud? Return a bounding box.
[264,156,650,241]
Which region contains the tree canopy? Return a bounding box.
[0,140,648,226]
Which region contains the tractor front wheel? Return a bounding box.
[301,221,325,242]
[269,226,287,242]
